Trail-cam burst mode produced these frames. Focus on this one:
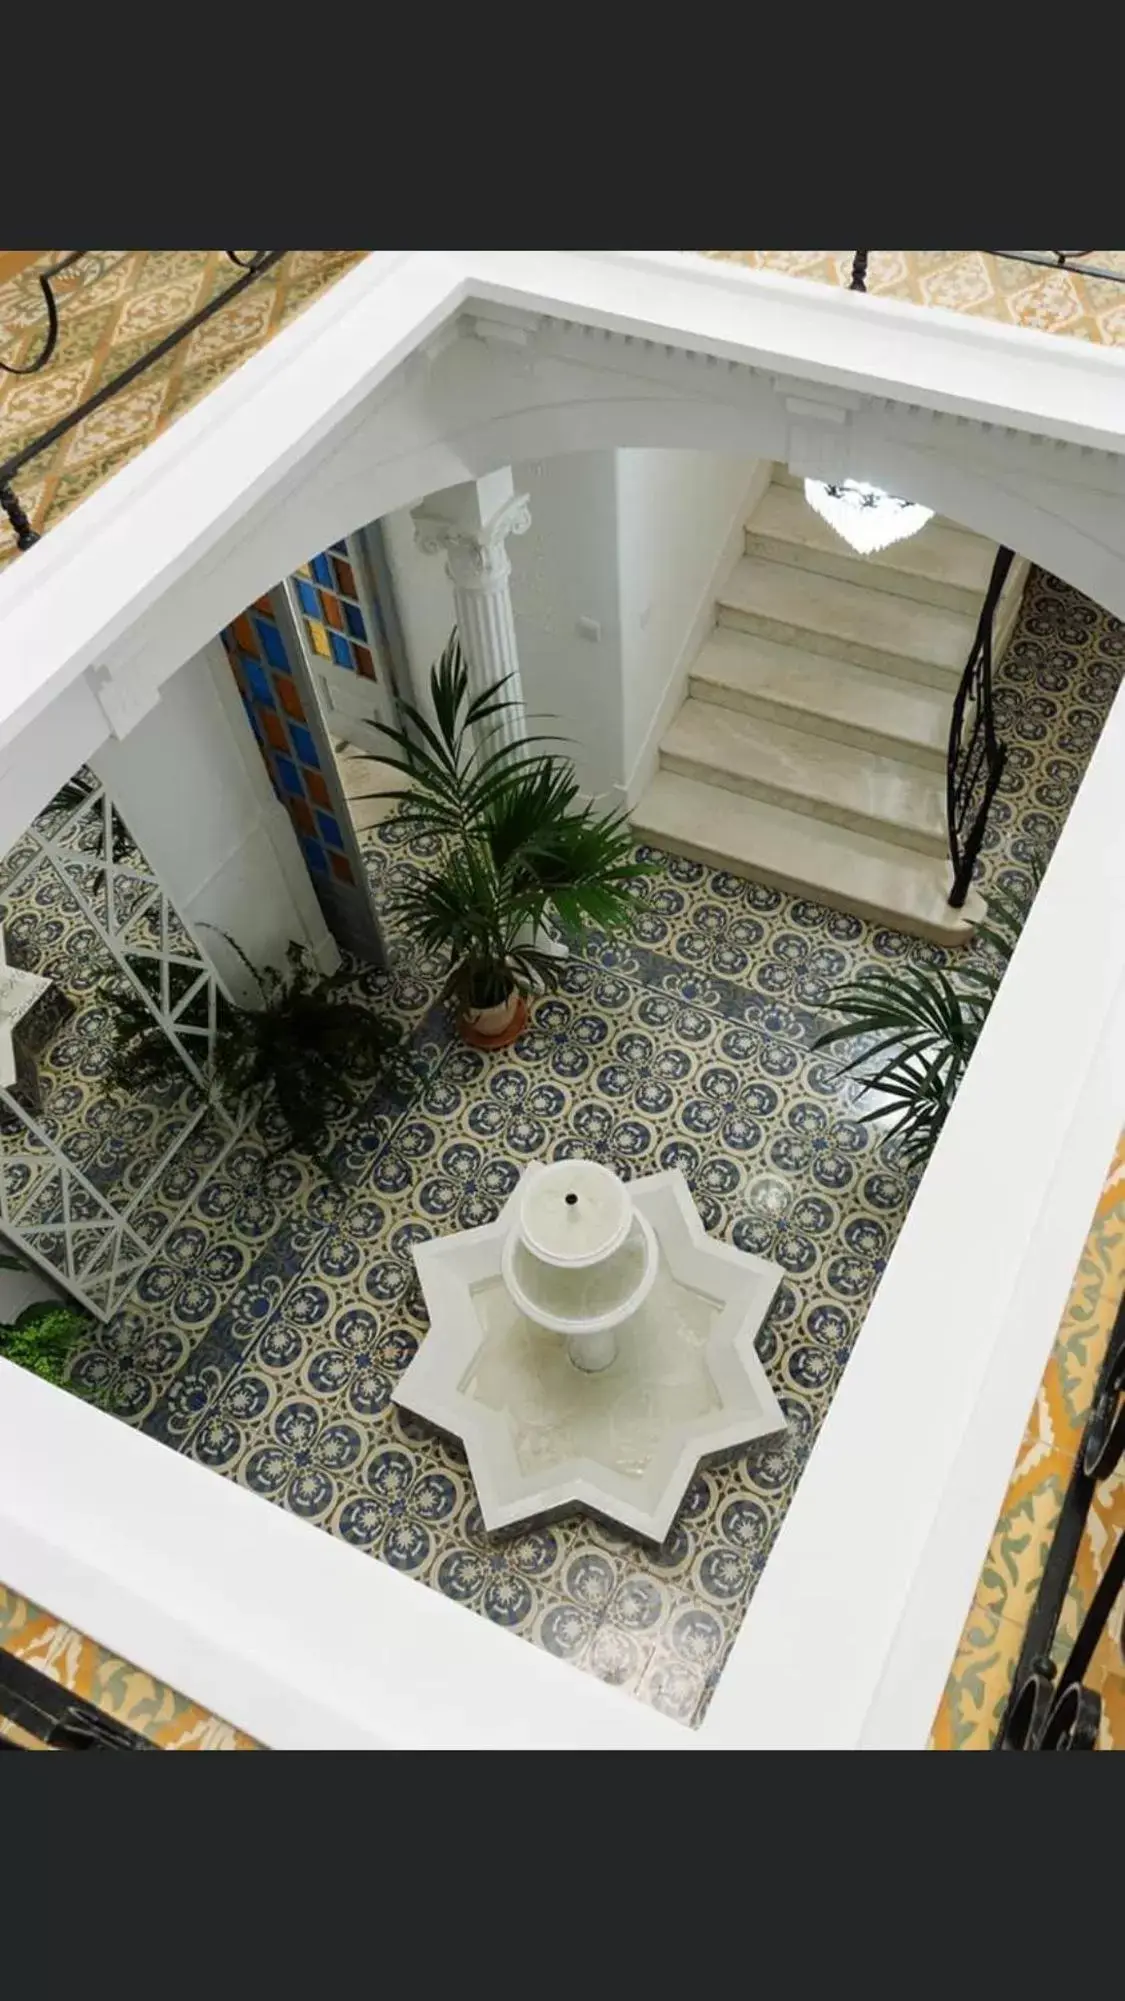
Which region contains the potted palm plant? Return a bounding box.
[812,870,1040,1169]
[368,634,651,1048]
[106,938,405,1176]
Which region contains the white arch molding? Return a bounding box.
[85,329,1125,732]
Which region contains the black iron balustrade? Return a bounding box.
[0,250,88,378]
[997,1286,1125,1750]
[847,248,1125,295]
[0,1642,155,1749]
[946,545,1014,909]
[0,250,286,554]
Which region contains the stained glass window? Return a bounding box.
[219,600,356,892]
[290,536,390,684]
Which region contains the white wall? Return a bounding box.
[615,449,767,804]
[380,456,626,799]
[381,508,455,713]
[509,454,625,798]
[379,450,763,805]
[89,643,338,998]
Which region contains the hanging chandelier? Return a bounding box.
[803,478,934,556]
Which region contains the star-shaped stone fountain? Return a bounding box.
[394,1167,786,1542]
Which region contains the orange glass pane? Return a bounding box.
[321,592,345,632]
[231,613,257,654]
[329,851,355,885]
[261,709,287,750]
[333,557,357,597]
[289,798,315,836]
[353,643,375,679]
[306,769,331,808]
[253,595,274,616]
[275,676,305,721]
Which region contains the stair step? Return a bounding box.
[631,771,982,947]
[744,482,996,614]
[690,629,948,770]
[717,556,975,690]
[660,699,947,856]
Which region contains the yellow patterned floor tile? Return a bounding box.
[933,1125,1125,1750]
[929,1596,1024,1751]
[975,1433,1073,1631]
[0,250,368,573]
[704,251,1125,348]
[1030,1210,1125,1457]
[1050,1465,1125,1664]
[1096,1673,1125,1750]
[0,1582,258,1750]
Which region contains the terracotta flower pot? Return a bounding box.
[459,990,528,1051]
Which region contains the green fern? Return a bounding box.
[0,1251,90,1389]
[104,937,406,1179]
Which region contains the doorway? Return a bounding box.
[284,522,408,837]
[218,521,415,966]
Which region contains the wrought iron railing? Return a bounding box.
[0,250,286,554]
[997,1286,1125,1750]
[0,1643,155,1749]
[848,249,1125,294]
[946,545,1014,908]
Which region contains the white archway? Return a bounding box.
[93,322,1125,723]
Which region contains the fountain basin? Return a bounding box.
[395,1167,787,1542]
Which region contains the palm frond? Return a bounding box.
[814,864,1041,1167]
[369,629,653,1020]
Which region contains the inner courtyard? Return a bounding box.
[1,562,1115,1729]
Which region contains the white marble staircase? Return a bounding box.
[631,471,1027,946]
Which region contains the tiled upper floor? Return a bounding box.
[0,250,366,571]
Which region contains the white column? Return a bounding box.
[411,470,565,960]
[411,470,531,751]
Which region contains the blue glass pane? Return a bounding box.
[289,724,320,768]
[241,696,262,740]
[329,540,348,555]
[245,659,274,707]
[275,754,303,798]
[310,553,333,587]
[255,617,289,672]
[302,838,328,874]
[344,600,367,639]
[296,579,320,618]
[316,811,345,850]
[329,631,352,669]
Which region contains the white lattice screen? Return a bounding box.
[0,775,242,1319]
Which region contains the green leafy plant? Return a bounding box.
[366,632,652,1017]
[105,938,405,1177]
[0,1254,90,1388]
[812,871,1042,1169]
